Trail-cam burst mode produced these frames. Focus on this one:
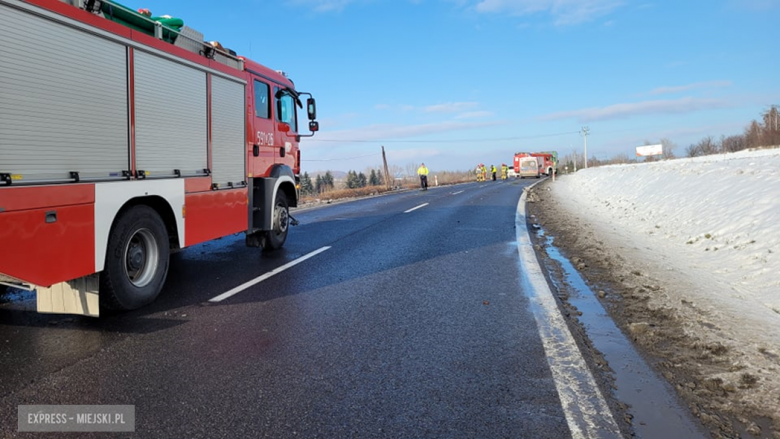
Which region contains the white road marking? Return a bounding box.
[209,246,331,303]
[515,189,621,438]
[404,203,429,213]
[452,190,464,195]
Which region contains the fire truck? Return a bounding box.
[513,152,556,177]
[0,0,319,316]
[532,153,557,176]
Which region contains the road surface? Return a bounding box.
[1,179,640,437]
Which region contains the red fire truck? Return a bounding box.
[531,153,556,176]
[513,152,556,177]
[0,0,319,316]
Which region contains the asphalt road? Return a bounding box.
[1,178,613,438]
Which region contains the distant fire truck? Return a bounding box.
[0,0,319,316]
[513,152,557,177]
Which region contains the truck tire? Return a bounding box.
[100,205,170,311]
[263,191,289,251]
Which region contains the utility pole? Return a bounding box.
[571,144,577,172]
[381,146,391,190]
[581,126,590,169]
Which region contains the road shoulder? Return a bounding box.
[526,179,779,439]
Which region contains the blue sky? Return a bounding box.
[128,0,778,173]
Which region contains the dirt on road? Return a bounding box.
[526,181,779,439]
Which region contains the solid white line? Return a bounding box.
[515,188,621,438]
[452,190,464,195]
[209,246,331,303]
[404,203,429,213]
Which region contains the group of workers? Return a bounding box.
[475,164,508,181]
[415,162,511,190]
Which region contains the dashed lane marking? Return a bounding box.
[404,203,429,213]
[209,246,332,303]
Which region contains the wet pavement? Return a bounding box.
[2,180,573,437]
[0,179,706,437]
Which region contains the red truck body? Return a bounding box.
[531,153,556,176]
[513,152,556,176]
[0,0,319,315]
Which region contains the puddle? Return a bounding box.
[538,231,706,439]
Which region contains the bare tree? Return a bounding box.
[609,153,631,164]
[571,148,580,171]
[685,143,701,157]
[744,120,762,148]
[387,164,404,187]
[660,138,677,159]
[762,106,780,147]
[696,135,718,155]
[404,162,418,181]
[721,134,746,153]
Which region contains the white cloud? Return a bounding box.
[305,119,505,148]
[425,102,480,113]
[454,111,494,119]
[542,97,731,122]
[649,80,732,96]
[374,104,418,112]
[471,0,623,25]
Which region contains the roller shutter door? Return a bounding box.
[210,76,245,187]
[0,3,128,183]
[134,50,207,177]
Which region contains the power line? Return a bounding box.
[310,130,580,144]
[301,153,379,162]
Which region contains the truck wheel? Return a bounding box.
[100,205,170,311]
[263,191,289,251]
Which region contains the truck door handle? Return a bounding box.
[253,145,259,157]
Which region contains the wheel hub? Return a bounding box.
[128,245,145,271]
[275,205,289,234]
[123,228,159,287]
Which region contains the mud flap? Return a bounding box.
[36,274,100,317]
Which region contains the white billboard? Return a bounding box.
[636,144,663,157]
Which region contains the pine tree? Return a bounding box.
[358,172,367,188]
[369,169,379,186]
[346,170,358,189]
[300,172,314,195]
[323,171,334,191]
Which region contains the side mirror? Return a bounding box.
[307,98,317,121]
[308,121,319,132]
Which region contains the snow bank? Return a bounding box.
[553,148,780,322]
